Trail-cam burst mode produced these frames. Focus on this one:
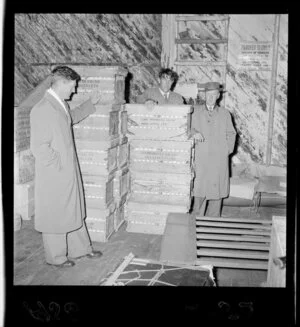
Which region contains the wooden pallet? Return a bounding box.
[195,216,272,270]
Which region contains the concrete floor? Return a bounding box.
[13,205,286,286]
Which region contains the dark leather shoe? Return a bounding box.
[47,260,75,268]
[86,250,103,259]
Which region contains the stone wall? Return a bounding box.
[15,14,162,105]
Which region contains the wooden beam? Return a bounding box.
[266,14,281,165]
[196,258,268,270]
[196,221,272,230]
[161,14,177,69]
[197,248,269,260]
[102,253,135,285]
[175,38,228,44]
[196,227,271,236]
[197,240,269,251]
[174,60,226,66]
[176,15,229,21]
[196,216,272,224]
[196,233,271,243]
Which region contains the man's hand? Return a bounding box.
[90,90,102,105]
[194,132,205,142]
[144,99,157,111]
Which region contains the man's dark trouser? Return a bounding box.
[193,196,222,217]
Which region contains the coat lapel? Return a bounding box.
[44,92,71,123]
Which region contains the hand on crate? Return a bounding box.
[194,132,205,143]
[144,99,157,111]
[90,89,102,105]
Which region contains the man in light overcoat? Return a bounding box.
[191,82,236,217]
[30,66,103,267]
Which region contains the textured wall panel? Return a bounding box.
[225,15,287,166]
[270,14,288,166]
[15,14,162,105]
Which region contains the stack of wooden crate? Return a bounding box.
[69,65,129,242]
[14,106,36,224]
[14,75,53,226]
[125,103,194,234]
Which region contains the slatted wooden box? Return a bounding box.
[14,180,34,206]
[114,194,127,232]
[85,204,116,243]
[117,136,129,169]
[14,198,35,221]
[75,138,119,176]
[125,104,192,141]
[14,149,35,184]
[73,121,120,142]
[267,216,286,287]
[77,110,120,137]
[125,200,188,235]
[113,166,130,201]
[119,110,128,136]
[195,216,272,270]
[125,210,167,235]
[82,174,115,209]
[66,65,128,108]
[73,107,127,141]
[130,170,192,208]
[14,105,31,152]
[129,139,194,173]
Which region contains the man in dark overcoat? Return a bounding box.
[191,82,236,217]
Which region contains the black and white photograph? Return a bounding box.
[1,7,298,325]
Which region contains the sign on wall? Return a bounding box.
[238,41,273,70]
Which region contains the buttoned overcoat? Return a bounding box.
[191,105,236,199]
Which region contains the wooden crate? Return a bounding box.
[117,137,129,169]
[125,209,167,235]
[77,111,120,136]
[14,105,31,152]
[114,194,127,231]
[125,200,189,235]
[125,199,189,214]
[82,174,115,209]
[73,122,120,141]
[14,198,34,221]
[85,205,116,243]
[119,110,128,136]
[130,170,192,207]
[125,104,192,141]
[195,216,272,270]
[75,139,119,175]
[129,139,194,174]
[14,149,35,184]
[14,180,34,207]
[267,216,286,287]
[114,166,130,200]
[66,65,128,108]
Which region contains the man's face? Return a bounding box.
[61,79,77,100]
[159,74,174,93]
[205,89,220,107]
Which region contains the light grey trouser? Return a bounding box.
[42,222,93,265]
[193,196,222,217]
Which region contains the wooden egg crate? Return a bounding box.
[195,216,272,270]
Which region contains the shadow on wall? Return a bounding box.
[124,72,133,103]
[217,90,240,178]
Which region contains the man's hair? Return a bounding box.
[159,68,179,84]
[51,66,81,85]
